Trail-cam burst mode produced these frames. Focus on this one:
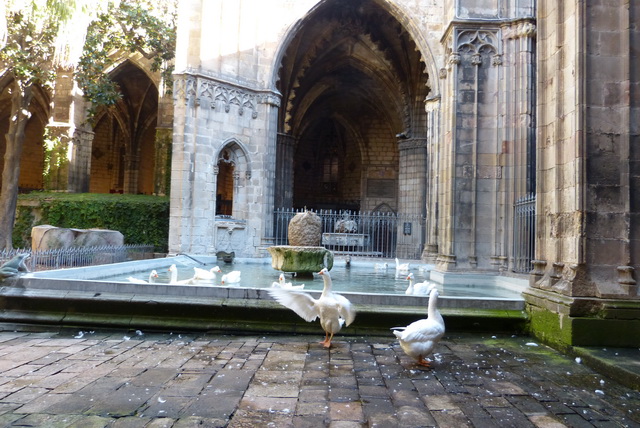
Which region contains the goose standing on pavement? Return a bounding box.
[268,268,356,348]
[391,284,445,367]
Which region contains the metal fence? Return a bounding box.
[0,244,155,272]
[273,208,424,259]
[513,194,536,273]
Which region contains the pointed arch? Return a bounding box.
[90,60,159,194]
[214,138,252,218]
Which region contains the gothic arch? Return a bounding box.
[90,60,159,194]
[273,0,432,212]
[214,139,252,218]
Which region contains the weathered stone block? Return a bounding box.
[288,211,322,246]
[267,245,333,274]
[31,225,124,250]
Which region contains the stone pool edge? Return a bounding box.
[0,281,528,336]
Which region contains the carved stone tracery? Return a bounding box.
[173,74,281,119]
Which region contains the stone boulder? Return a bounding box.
[31,225,124,251]
[288,210,322,246]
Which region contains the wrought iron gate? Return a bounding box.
[513,194,536,273]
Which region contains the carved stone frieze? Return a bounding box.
[173,73,281,119]
[503,20,537,40]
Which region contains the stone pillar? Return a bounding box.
[438,26,503,271]
[67,128,94,193]
[275,132,295,209]
[500,19,537,272]
[422,96,441,263]
[524,0,640,347]
[396,138,427,259]
[122,154,140,194]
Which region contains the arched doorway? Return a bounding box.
[90,60,158,194]
[276,0,431,214]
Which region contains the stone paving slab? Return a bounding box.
[0,325,637,427]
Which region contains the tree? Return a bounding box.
[0,0,175,249]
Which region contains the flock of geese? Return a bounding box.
[126,258,445,367]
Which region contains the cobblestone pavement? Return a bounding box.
[0,325,638,427]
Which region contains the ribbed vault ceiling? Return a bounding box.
[277,0,430,138]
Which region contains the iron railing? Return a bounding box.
[273,208,424,259]
[513,194,536,273]
[0,244,155,272]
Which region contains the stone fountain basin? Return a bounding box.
[267,245,333,273]
[0,255,527,335]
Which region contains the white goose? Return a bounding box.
[395,257,410,274]
[192,266,222,281]
[392,284,445,367]
[127,270,159,284]
[271,273,305,290]
[221,270,241,285]
[405,273,432,295]
[374,262,388,271]
[268,268,356,348]
[167,264,199,285]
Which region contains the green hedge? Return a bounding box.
[14,192,170,252]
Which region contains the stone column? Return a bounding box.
[524,0,640,348]
[500,19,537,272]
[438,27,503,271]
[422,96,441,263]
[396,137,427,259]
[123,154,140,194]
[67,128,94,193]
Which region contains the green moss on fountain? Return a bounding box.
[267,245,334,274]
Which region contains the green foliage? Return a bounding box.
[15,192,169,252]
[0,6,58,90]
[12,207,35,249]
[76,0,176,121]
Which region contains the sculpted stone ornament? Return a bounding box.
[0,254,30,281]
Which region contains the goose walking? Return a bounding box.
[392,284,445,367]
[268,268,356,348]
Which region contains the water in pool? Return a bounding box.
[116,260,523,299]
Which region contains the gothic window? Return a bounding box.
[323,149,339,192]
[216,150,235,216]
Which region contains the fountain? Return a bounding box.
[267,210,333,278]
